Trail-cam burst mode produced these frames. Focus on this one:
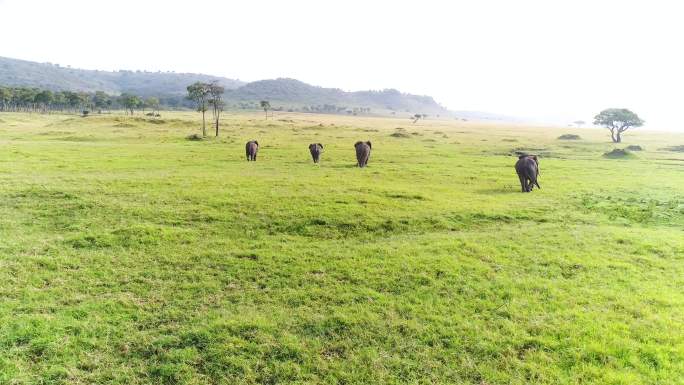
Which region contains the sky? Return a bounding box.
[0,0,682,130]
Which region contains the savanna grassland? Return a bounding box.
[0,111,683,385]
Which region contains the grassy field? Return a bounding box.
[0,111,683,385]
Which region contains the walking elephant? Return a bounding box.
[515,155,540,192]
[354,141,372,167]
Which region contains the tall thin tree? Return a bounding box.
[187,82,211,137]
[260,100,271,120]
[208,82,225,136]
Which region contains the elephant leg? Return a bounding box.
[519,175,526,192]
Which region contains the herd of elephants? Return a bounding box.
[244,140,541,193]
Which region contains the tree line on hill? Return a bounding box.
[0,86,161,115]
[0,84,379,119]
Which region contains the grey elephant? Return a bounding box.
[309,143,324,163]
[354,141,372,167]
[515,155,540,192]
[245,140,259,161]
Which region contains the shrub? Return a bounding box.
[390,131,411,138]
[625,145,643,151]
[186,134,203,141]
[558,134,581,140]
[661,145,684,152]
[603,148,634,159]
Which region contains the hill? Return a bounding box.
[0,56,447,115]
[0,56,245,96]
[227,78,447,114]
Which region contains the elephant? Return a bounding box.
[309,143,324,163]
[515,155,540,192]
[245,140,259,161]
[354,141,372,167]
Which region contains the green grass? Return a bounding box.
[1,111,683,384]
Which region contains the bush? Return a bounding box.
[558,134,581,140]
[661,145,684,152]
[625,145,643,151]
[390,131,411,138]
[186,134,203,141]
[81,110,90,117]
[603,148,634,159]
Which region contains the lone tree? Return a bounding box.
[145,97,160,115]
[260,100,271,120]
[119,93,142,115]
[412,113,422,123]
[208,82,225,136]
[187,82,211,137]
[593,108,644,143]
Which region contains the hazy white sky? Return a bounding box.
[1,0,682,129]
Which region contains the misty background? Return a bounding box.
[0,0,682,130]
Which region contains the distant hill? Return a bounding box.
[450,110,527,123]
[226,78,447,114]
[0,56,245,97]
[0,56,447,115]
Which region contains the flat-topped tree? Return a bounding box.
[593,108,644,143]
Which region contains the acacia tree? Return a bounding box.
[0,87,10,111]
[119,93,142,115]
[34,90,54,113]
[208,82,225,136]
[593,108,644,143]
[260,100,271,120]
[412,113,422,123]
[187,82,211,137]
[145,97,160,115]
[93,91,111,113]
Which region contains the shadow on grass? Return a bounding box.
[327,164,362,169]
[476,186,525,194]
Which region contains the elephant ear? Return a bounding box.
[309,143,314,150]
[532,155,538,161]
[318,143,323,149]
[366,141,372,149]
[254,141,259,147]
[354,141,362,148]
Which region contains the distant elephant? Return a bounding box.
[515,155,540,192]
[354,141,372,167]
[309,143,324,163]
[245,140,259,161]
